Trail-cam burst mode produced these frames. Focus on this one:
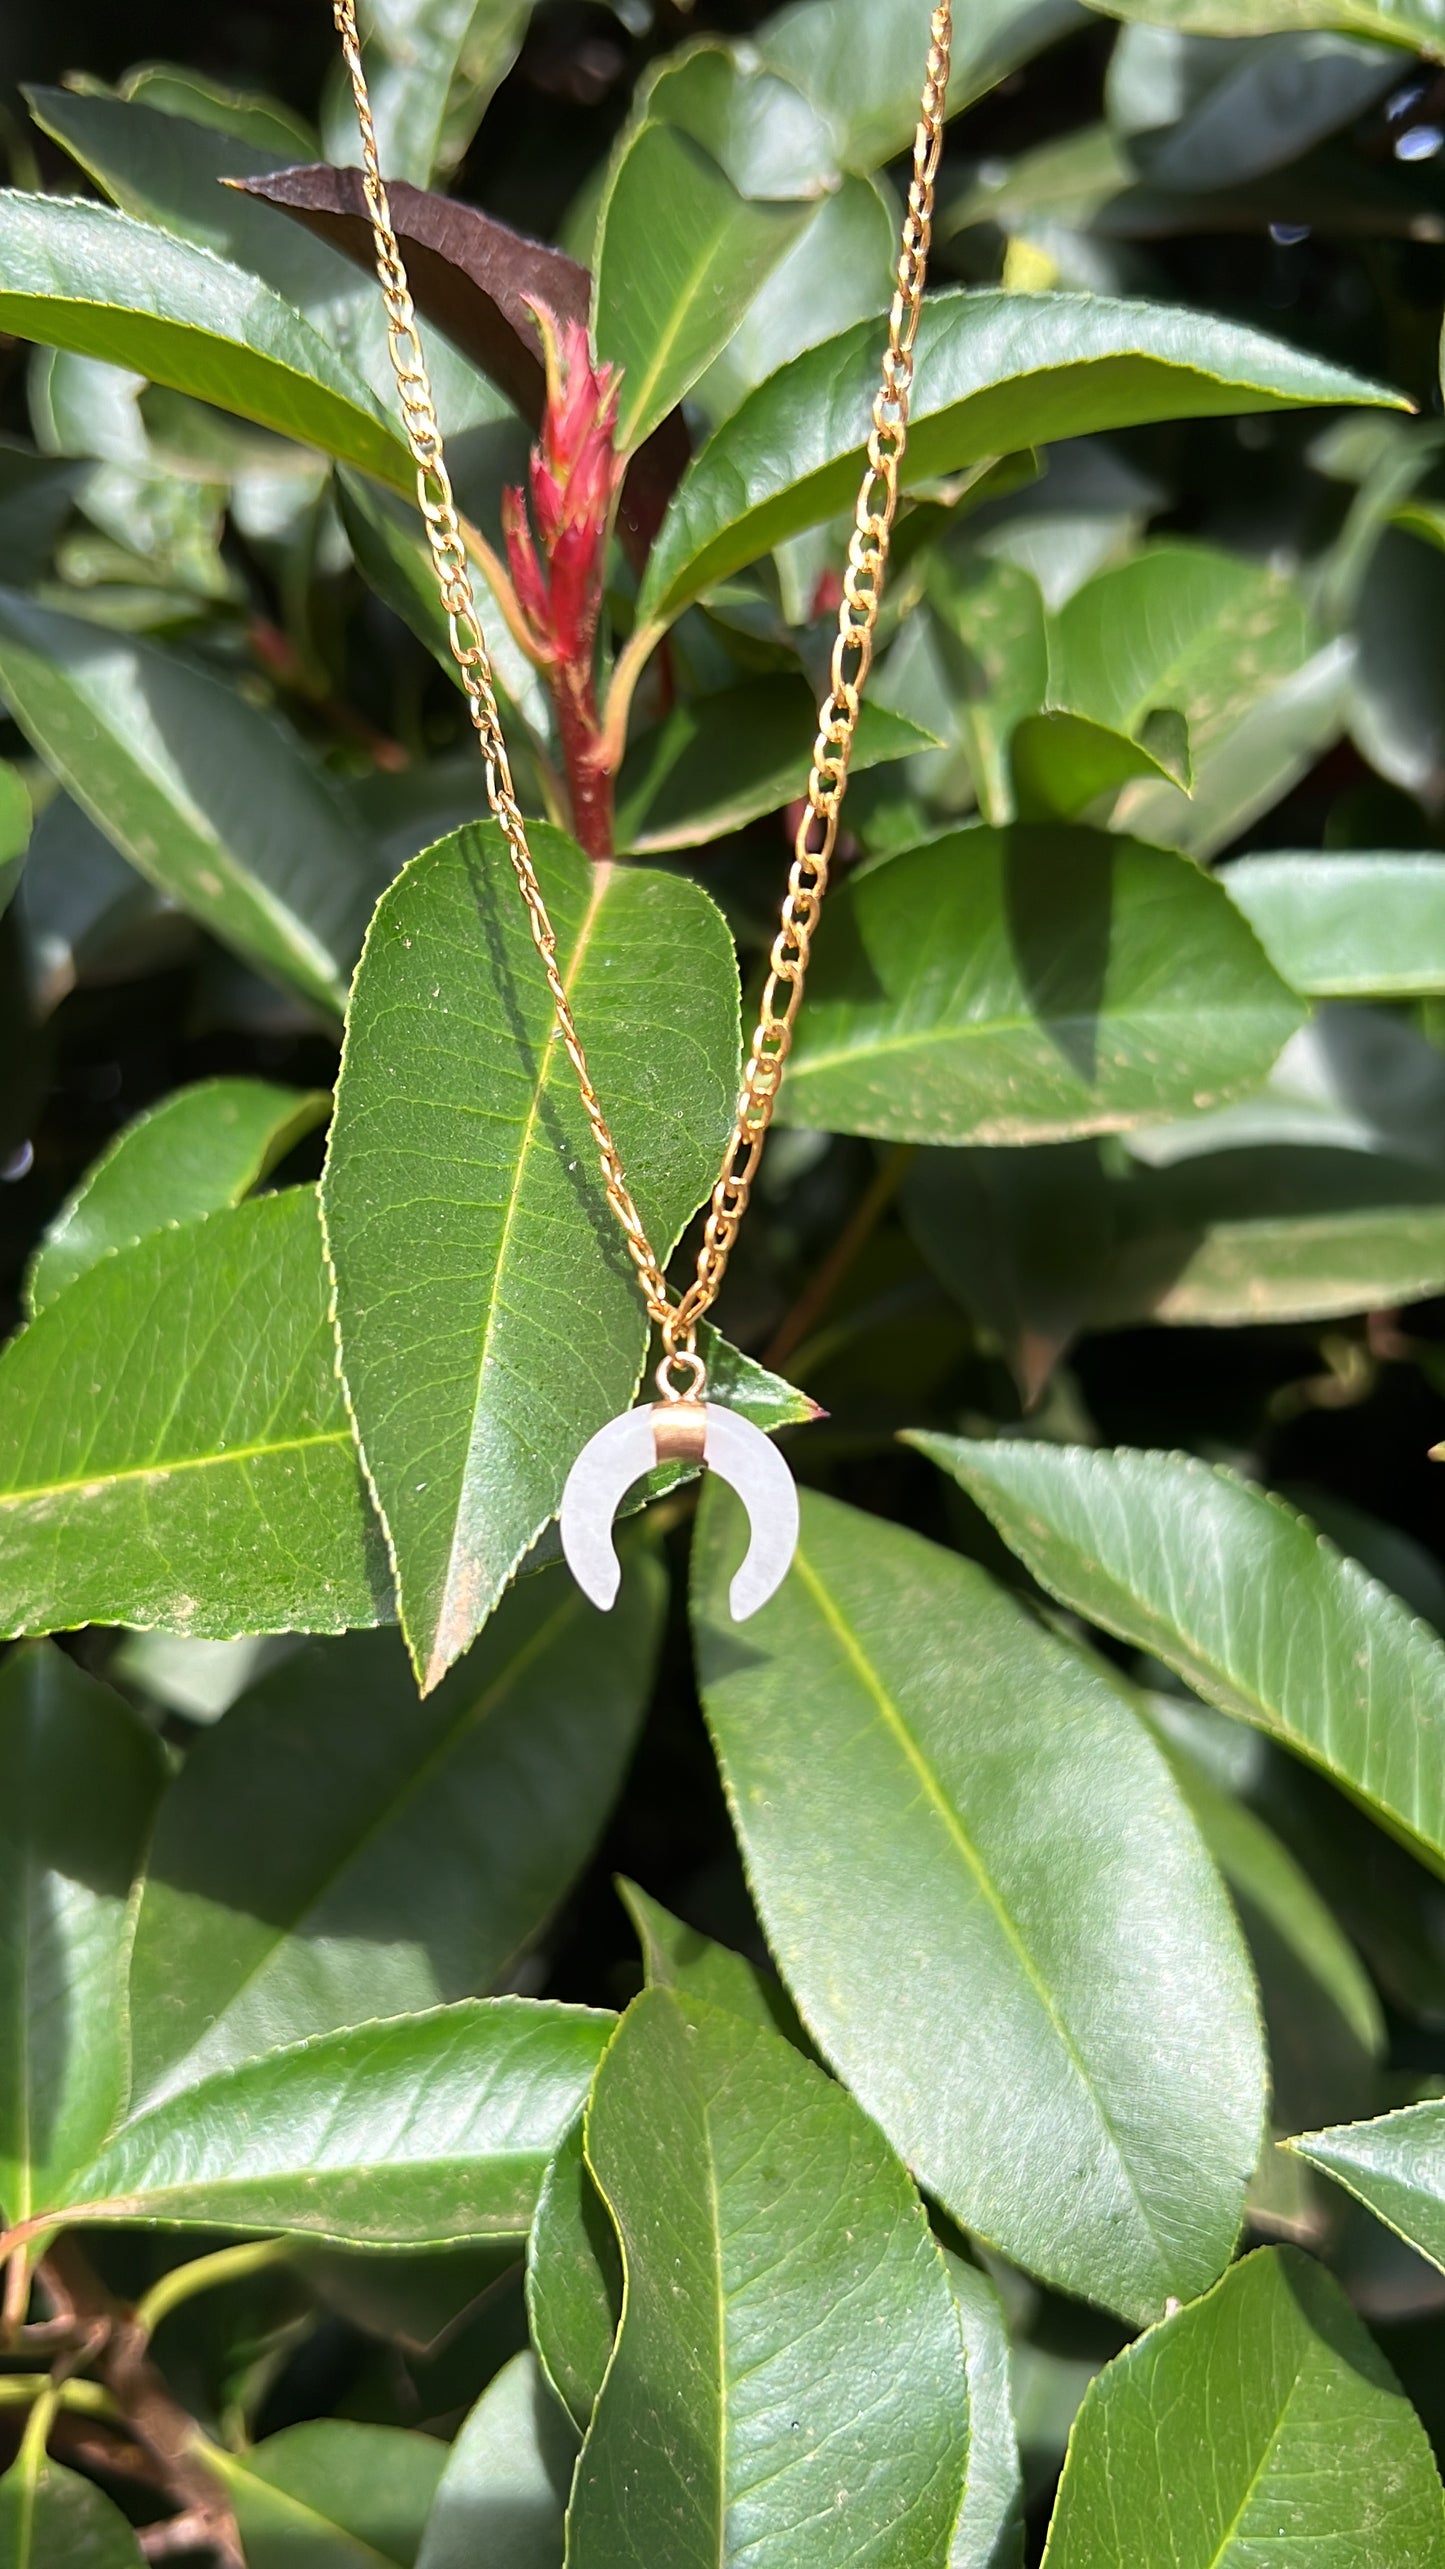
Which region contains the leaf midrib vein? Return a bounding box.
[792,1545,1171,2266]
[0,1427,350,1512]
[431,861,615,1644]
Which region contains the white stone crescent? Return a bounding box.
[559,1403,799,1621]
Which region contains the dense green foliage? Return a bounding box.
[4,0,1445,2559]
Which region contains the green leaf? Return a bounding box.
[1084,0,1445,58]
[1050,541,1313,758]
[693,1487,1265,2321]
[27,1077,329,1316]
[1225,852,1445,997]
[927,555,1049,827]
[1107,23,1401,193]
[1292,2100,1445,2271]
[0,757,30,880]
[636,40,839,199]
[335,469,550,737]
[594,123,810,455]
[0,440,86,588]
[758,0,1086,173]
[25,88,508,437]
[1119,637,1354,860]
[1011,708,1186,824]
[527,2108,622,2437]
[329,0,534,186]
[916,1439,1445,1881]
[904,1143,1117,1400]
[0,589,375,1013]
[0,2450,145,2567]
[618,1879,803,2040]
[0,196,409,488]
[695,176,898,421]
[1147,1705,1385,2133]
[568,1988,969,2569]
[615,681,934,853]
[321,819,740,1691]
[128,1559,663,2104]
[118,61,318,156]
[416,2352,577,2569]
[0,1645,165,2231]
[214,2422,447,2569]
[777,824,1304,1146]
[22,1998,611,2249]
[943,2255,1024,2569]
[1102,1145,1445,1326]
[1040,2247,1445,2567]
[637,289,1404,627]
[0,1188,391,1645]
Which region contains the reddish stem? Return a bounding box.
[553,663,614,859]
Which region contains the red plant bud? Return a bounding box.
[501,300,624,673]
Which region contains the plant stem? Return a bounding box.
[764,1146,918,1375]
[39,2241,243,2564]
[553,666,614,858]
[132,2239,291,2347]
[0,2375,119,2419]
[595,616,666,779]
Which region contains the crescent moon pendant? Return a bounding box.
[559,1403,799,1621]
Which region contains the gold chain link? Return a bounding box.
[333,0,953,1396]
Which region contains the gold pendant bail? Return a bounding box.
[655,1343,707,1405]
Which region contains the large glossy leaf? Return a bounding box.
[128,1558,663,2105]
[214,2422,447,2569]
[1102,1146,1445,1325]
[918,1439,1445,1880]
[758,0,1086,172]
[776,824,1304,1146]
[234,164,589,440]
[568,1988,969,2569]
[0,2450,145,2567]
[635,40,839,200]
[1118,636,1355,860]
[1107,22,1402,193]
[1293,2100,1445,2271]
[1225,852,1445,997]
[1085,0,1445,57]
[615,680,934,853]
[322,819,740,1691]
[416,2352,577,2569]
[7,1999,612,2250]
[637,289,1402,626]
[0,589,375,1013]
[1041,2247,1445,2567]
[1049,542,1314,757]
[0,196,409,487]
[594,122,809,455]
[696,174,898,421]
[908,1135,1445,1357]
[26,88,511,446]
[0,1188,391,1644]
[0,1645,165,2230]
[693,1487,1265,2321]
[1124,1005,1445,1169]
[26,1077,328,1316]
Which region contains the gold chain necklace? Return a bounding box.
[334,0,953,1617]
